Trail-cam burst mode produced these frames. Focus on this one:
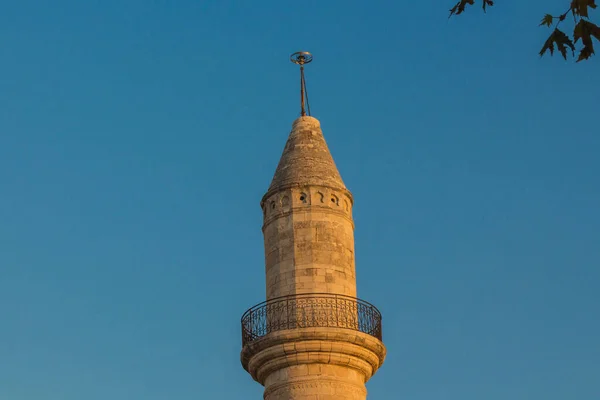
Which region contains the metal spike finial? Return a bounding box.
[290,51,313,117]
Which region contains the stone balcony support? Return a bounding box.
[241,328,386,400]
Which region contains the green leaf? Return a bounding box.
[449,0,493,17]
[574,19,598,61]
[571,0,597,18]
[586,20,600,41]
[449,0,475,17]
[483,0,494,13]
[540,14,554,27]
[577,43,595,61]
[540,35,556,57]
[556,33,576,59]
[539,28,575,60]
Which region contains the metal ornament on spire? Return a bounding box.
[290,51,313,117]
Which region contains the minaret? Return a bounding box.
[241,52,386,400]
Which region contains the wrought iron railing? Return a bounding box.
[241,293,383,346]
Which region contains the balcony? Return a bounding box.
[241,293,383,347]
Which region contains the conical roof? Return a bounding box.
[266,116,347,195]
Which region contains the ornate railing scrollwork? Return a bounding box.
[241,293,383,346]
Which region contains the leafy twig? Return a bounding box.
[449,0,599,62]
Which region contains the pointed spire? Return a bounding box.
[266,116,346,195]
[290,51,313,117]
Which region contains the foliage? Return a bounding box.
[449,0,599,62]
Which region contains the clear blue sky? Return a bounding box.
[1,1,598,399]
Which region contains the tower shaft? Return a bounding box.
[241,117,386,400]
[262,117,356,300]
[240,52,385,400]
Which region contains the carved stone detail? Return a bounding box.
[264,378,367,399]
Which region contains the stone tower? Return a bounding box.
[241,52,386,400]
